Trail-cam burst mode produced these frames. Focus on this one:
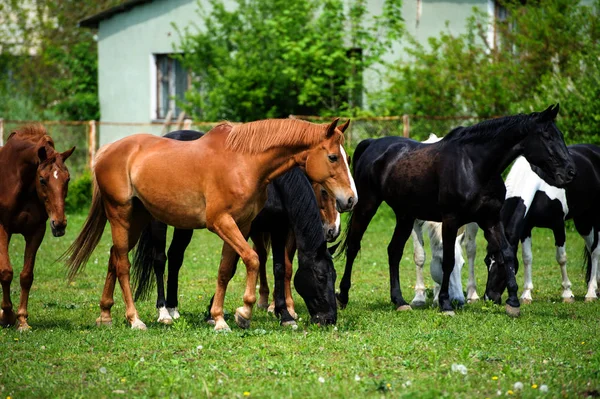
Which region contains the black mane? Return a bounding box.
[442,113,531,144]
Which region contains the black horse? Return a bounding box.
[486,145,600,302]
[336,105,575,316]
[132,130,337,326]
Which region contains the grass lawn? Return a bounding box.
[1,204,599,398]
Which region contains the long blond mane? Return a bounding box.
[225,119,342,154]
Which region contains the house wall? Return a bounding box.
[95,0,491,144]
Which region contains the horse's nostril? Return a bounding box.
[567,168,576,178]
[347,197,354,207]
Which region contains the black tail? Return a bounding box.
[583,245,592,285]
[334,139,373,258]
[131,224,157,301]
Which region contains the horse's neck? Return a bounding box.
[252,146,310,186]
[0,141,37,188]
[464,125,525,178]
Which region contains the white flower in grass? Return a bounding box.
[451,363,467,375]
[197,345,203,350]
[99,367,107,374]
[496,390,502,396]
[540,385,548,393]
[354,375,361,382]
[513,382,523,391]
[318,377,325,383]
[405,381,412,387]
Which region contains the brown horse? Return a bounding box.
[0,125,75,331]
[64,118,356,331]
[256,182,340,317]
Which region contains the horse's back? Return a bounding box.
[565,144,600,219]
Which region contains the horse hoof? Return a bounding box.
[95,316,112,327]
[521,298,532,305]
[396,305,412,312]
[584,296,597,303]
[214,320,231,332]
[0,310,17,327]
[563,297,575,304]
[410,300,426,309]
[16,322,31,332]
[505,304,520,317]
[267,304,275,314]
[289,310,298,320]
[281,320,297,328]
[167,307,180,319]
[467,298,479,304]
[442,310,455,317]
[157,316,173,325]
[130,319,147,330]
[257,302,269,310]
[234,310,251,329]
[206,318,216,326]
[336,298,347,310]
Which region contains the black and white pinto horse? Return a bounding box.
[336,105,575,316]
[466,146,600,303]
[132,130,339,326]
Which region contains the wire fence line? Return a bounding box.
[0,115,487,179]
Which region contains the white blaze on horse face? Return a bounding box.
[335,210,341,235]
[340,145,358,201]
[53,170,58,180]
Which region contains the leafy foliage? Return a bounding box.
[65,170,93,213]
[374,0,600,143]
[176,0,404,121]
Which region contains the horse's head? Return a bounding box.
[304,119,357,213]
[34,137,75,237]
[294,243,337,325]
[312,182,340,242]
[522,104,576,188]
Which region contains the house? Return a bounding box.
[81,0,508,145]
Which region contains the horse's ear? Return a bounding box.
[61,146,76,162]
[326,118,340,138]
[339,119,351,133]
[37,139,54,162]
[539,104,559,121]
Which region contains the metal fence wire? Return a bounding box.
[1,115,488,179]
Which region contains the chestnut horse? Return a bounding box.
[0,125,74,331]
[64,118,356,331]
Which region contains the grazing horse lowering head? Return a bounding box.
[304,119,357,212]
[312,182,340,242]
[34,137,75,237]
[294,242,338,325]
[521,104,576,187]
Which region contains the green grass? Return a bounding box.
[1,204,599,398]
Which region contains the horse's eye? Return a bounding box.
[321,189,328,199]
[66,177,71,183]
[39,177,47,186]
[328,154,338,163]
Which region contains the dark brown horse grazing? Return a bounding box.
[0,125,75,331]
[64,118,356,331]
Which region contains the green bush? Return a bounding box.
[65,171,92,213]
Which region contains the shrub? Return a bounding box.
[65,171,93,213]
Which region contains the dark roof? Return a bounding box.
[79,0,154,29]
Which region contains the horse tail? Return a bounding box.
[131,223,157,302]
[62,179,107,280]
[583,244,592,285]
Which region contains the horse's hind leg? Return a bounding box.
[0,228,16,327]
[283,236,297,319]
[149,221,170,323]
[253,233,270,310]
[410,221,427,308]
[337,196,382,308]
[465,223,479,303]
[388,217,415,311]
[582,228,600,302]
[165,228,194,319]
[15,226,45,331]
[271,228,296,325]
[552,222,573,303]
[100,203,151,329]
[520,232,534,304]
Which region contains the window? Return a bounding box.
[487,0,509,50]
[154,54,189,120]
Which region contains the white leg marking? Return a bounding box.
[167,307,180,319]
[465,223,479,302]
[556,245,574,301]
[157,306,173,324]
[411,223,427,307]
[520,237,533,303]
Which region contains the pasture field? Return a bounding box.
[1,204,599,398]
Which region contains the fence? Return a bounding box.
[0,115,487,180]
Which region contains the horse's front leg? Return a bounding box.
[252,233,270,310]
[0,228,16,327]
[209,214,257,331]
[438,218,459,314]
[387,217,415,311]
[482,221,520,317]
[410,221,427,308]
[15,226,46,331]
[149,221,170,324]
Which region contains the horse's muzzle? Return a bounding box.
[51,220,66,237]
[336,196,355,213]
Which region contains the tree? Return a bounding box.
[0,0,121,120]
[175,0,404,121]
[373,0,600,143]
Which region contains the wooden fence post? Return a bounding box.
[0,118,4,146]
[88,120,97,169]
[402,114,410,138]
[182,118,192,130]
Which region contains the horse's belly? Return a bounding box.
[142,197,207,229]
